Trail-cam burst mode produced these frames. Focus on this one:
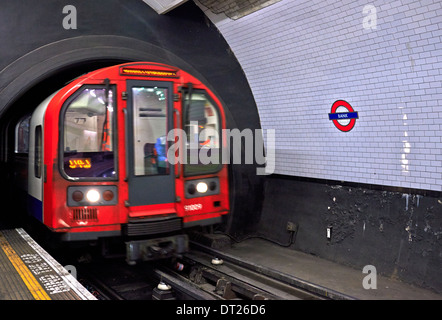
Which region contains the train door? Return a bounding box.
[28,93,56,222]
[125,80,175,208]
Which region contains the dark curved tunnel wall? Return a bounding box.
[0,0,264,235]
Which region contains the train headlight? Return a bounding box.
[72,191,84,202]
[187,184,196,195]
[68,186,118,206]
[103,190,114,201]
[196,182,208,193]
[185,178,219,199]
[86,189,100,203]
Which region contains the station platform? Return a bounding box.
[204,237,442,300]
[0,228,96,300]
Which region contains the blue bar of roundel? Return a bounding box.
[328,112,358,120]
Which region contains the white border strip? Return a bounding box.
[16,228,97,300]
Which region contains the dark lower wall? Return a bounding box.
[258,174,442,294]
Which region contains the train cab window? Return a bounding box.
[61,87,116,179]
[184,91,221,176]
[15,114,31,153]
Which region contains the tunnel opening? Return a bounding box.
[0,45,263,239]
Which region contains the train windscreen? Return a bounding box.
[62,87,116,179]
[184,91,221,176]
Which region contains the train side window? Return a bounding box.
[61,86,116,179]
[15,114,31,153]
[34,125,42,178]
[183,91,221,176]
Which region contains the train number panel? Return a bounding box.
[18,62,229,262]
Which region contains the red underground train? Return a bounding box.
[12,62,230,263]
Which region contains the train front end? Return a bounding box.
[40,62,229,262]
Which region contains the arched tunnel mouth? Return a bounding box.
[0,57,242,230]
[0,36,264,235]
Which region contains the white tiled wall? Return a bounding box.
[197,0,442,192]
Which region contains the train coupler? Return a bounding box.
[125,234,188,265]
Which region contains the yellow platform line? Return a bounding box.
[0,232,51,300]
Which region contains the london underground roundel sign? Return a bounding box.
[328,100,358,132]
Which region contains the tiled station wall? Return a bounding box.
[198,0,442,192]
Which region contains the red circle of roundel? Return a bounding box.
[330,100,356,132]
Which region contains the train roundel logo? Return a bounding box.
[328,100,359,132]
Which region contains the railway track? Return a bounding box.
[153,252,320,300]
[77,241,355,301]
[186,242,356,300]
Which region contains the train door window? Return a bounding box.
[183,91,221,176]
[34,125,42,178]
[61,87,116,179]
[15,114,31,153]
[132,86,169,176]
